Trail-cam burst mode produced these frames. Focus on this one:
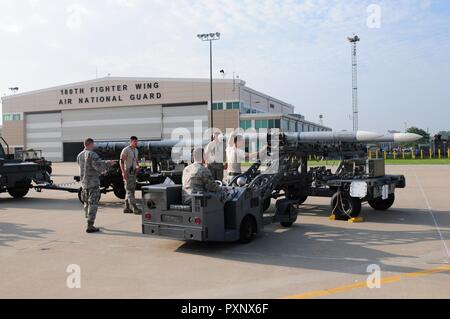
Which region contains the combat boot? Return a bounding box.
[132,204,142,215]
[123,201,133,214]
[86,222,100,233]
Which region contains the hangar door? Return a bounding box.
[162,104,208,139]
[61,105,163,144]
[25,112,63,162]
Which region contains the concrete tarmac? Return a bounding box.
[0,163,449,299]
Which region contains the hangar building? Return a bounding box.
[1,77,331,162]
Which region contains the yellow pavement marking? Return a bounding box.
[283,265,450,299]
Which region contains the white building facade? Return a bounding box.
[1,77,331,161]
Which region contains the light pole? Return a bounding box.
[197,32,221,136]
[347,34,360,131]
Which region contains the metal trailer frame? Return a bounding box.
[33,162,184,203]
[141,140,407,244]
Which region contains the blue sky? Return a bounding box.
[0,0,449,133]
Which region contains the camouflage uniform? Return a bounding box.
[205,139,224,182]
[120,146,140,213]
[182,163,225,205]
[77,149,108,225]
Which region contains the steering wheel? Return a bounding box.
[250,175,271,192]
[215,180,224,187]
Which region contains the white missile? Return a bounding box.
[284,131,384,144]
[372,133,422,143]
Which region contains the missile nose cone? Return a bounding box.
[355,131,384,142]
[393,133,423,143]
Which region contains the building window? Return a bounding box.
[274,119,281,129]
[268,119,275,129]
[226,102,233,110]
[232,102,240,110]
[212,103,224,110]
[281,119,289,131]
[240,120,252,130]
[270,103,275,109]
[3,113,22,122]
[255,120,268,129]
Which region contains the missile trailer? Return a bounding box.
[33,141,185,203]
[141,132,411,243]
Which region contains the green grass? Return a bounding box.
[307,159,450,166]
[385,158,450,165]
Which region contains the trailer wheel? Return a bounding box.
[331,192,362,220]
[239,215,256,244]
[286,191,308,205]
[280,202,297,227]
[280,221,294,228]
[296,196,308,205]
[8,187,30,199]
[113,185,126,200]
[368,194,395,211]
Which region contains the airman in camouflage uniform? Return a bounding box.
[182,148,225,205]
[120,136,142,215]
[204,132,224,182]
[77,138,111,233]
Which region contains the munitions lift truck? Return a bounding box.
[141,136,406,243]
[0,138,50,199]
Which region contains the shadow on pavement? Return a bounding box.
[0,197,82,211]
[0,197,124,211]
[0,222,54,247]
[175,204,450,276]
[299,203,450,228]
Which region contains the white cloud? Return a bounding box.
[114,0,141,8]
[66,3,92,30]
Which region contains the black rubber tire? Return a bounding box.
[296,196,308,205]
[8,187,30,199]
[280,202,298,227]
[286,192,308,205]
[368,194,395,211]
[113,185,126,200]
[239,216,256,244]
[331,192,362,220]
[280,221,294,228]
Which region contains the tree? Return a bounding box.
[437,131,450,140]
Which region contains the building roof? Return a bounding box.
[240,113,332,130]
[1,76,247,101]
